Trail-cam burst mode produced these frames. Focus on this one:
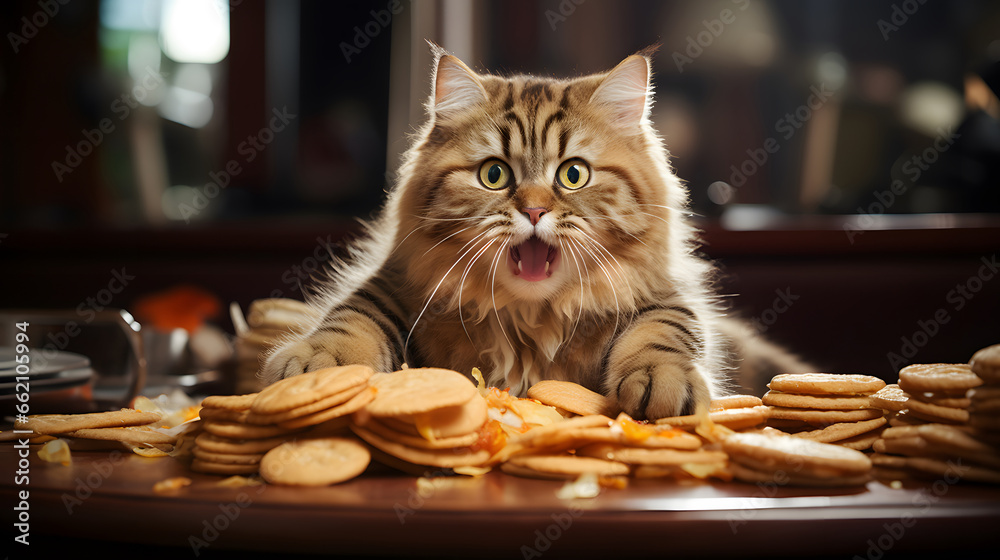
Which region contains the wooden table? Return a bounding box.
[2,445,998,558]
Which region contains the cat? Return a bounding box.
[261,44,810,420]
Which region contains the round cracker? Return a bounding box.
[888,410,929,427]
[63,427,176,445]
[767,373,885,396]
[198,407,251,424]
[655,406,769,431]
[728,461,871,487]
[383,396,488,439]
[277,386,378,430]
[349,425,490,468]
[201,393,258,411]
[897,363,982,393]
[969,344,1000,382]
[762,391,873,411]
[905,456,1000,484]
[766,406,883,426]
[527,380,612,416]
[721,432,872,476]
[907,392,971,409]
[21,409,162,435]
[366,368,478,417]
[192,447,264,465]
[252,365,373,414]
[202,421,304,440]
[836,430,883,451]
[710,395,764,411]
[260,437,370,486]
[869,384,909,412]
[357,417,480,450]
[504,453,629,477]
[247,384,368,425]
[906,398,969,424]
[194,433,290,455]
[577,443,727,466]
[793,417,888,444]
[191,458,259,475]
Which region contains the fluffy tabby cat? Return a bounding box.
[261,45,809,420]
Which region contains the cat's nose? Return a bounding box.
[522,207,548,226]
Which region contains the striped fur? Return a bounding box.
[261,45,808,420]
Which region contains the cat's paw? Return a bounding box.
[611,362,711,421]
[260,336,342,383]
[260,328,393,384]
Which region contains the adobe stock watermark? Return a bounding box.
[394,469,453,524]
[7,0,70,54]
[710,81,834,204]
[877,0,929,41]
[520,504,583,559]
[853,459,969,560]
[51,65,166,183]
[177,106,296,223]
[886,253,997,371]
[60,450,126,514]
[188,482,267,556]
[672,0,749,73]
[545,0,586,31]
[843,126,959,245]
[340,0,410,63]
[749,287,799,334]
[265,234,338,300]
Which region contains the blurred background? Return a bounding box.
[1,0,998,393]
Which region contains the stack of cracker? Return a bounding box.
[968,344,1000,436]
[193,365,376,478]
[349,367,494,473]
[232,298,318,394]
[867,346,1000,484]
[656,394,770,432]
[721,431,873,487]
[761,373,888,451]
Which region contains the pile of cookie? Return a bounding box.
[761,373,889,452]
[349,367,494,473]
[864,344,1000,484]
[192,364,376,481]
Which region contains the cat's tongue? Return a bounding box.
[508,237,557,282]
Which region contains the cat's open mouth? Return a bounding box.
[507,236,559,282]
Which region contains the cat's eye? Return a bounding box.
[478,159,512,190]
[556,159,591,190]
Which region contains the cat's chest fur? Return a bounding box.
[404,297,618,397]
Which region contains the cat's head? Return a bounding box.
[393,44,685,318]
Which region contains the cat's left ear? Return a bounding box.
[431,47,487,117]
[589,54,652,130]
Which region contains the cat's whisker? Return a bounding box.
[558,237,586,349]
[578,232,637,319]
[458,236,500,346]
[414,215,495,222]
[638,211,671,227]
[570,226,631,290]
[570,236,621,336]
[489,235,517,356]
[573,214,650,248]
[391,223,432,256]
[420,224,478,258]
[404,230,494,357]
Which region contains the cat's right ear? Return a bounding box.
[431,47,487,117]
